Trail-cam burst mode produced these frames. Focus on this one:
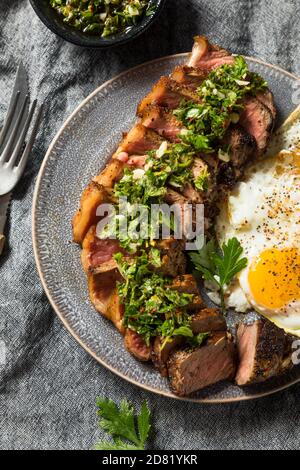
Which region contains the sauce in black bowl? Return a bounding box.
[30,0,166,48]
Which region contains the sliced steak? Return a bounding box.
[168,332,236,396]
[152,238,187,277]
[140,105,183,142]
[171,65,206,90]
[188,36,235,71]
[235,320,293,386]
[152,336,184,377]
[191,308,227,333]
[124,329,152,362]
[137,77,201,116]
[114,124,164,156]
[187,294,205,312]
[222,125,257,169]
[88,269,123,318]
[106,289,125,334]
[239,97,274,155]
[163,188,196,238]
[72,181,111,245]
[94,158,125,188]
[81,225,127,274]
[257,89,277,120]
[167,274,199,294]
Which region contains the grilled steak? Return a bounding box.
[106,289,125,334]
[137,77,201,115]
[140,105,183,142]
[124,329,152,362]
[168,332,236,396]
[72,181,111,245]
[88,269,123,318]
[235,320,293,386]
[152,336,184,377]
[239,97,274,155]
[153,309,226,377]
[171,65,206,90]
[81,225,127,274]
[188,36,235,70]
[94,159,125,188]
[152,238,187,277]
[187,294,205,312]
[191,308,226,333]
[257,90,277,120]
[74,36,279,396]
[222,125,257,169]
[167,274,199,294]
[115,124,164,156]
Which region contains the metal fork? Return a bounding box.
[0,65,42,196]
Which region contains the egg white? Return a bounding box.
[215,104,300,336]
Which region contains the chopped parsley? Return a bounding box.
[49,0,152,37]
[174,56,268,154]
[194,166,210,191]
[115,142,195,204]
[115,251,207,348]
[100,142,196,252]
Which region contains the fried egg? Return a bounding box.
[216,105,300,336]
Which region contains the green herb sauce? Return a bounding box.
[174,56,268,155]
[49,0,153,37]
[115,251,208,348]
[103,57,267,345]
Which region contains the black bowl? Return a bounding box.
[29,0,166,48]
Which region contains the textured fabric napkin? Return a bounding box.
[0,0,300,450]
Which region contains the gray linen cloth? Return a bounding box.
[0,0,300,450]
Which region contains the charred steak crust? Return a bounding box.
[236,320,293,386]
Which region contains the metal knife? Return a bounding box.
[0,192,11,255]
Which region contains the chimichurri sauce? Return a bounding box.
[49,0,153,37]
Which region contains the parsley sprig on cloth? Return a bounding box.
[94,398,151,451]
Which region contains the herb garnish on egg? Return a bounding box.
[190,237,248,312]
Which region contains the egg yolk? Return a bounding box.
[248,248,300,310]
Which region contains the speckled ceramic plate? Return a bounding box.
[32,53,300,403]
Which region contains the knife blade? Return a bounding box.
[0,62,29,151]
[0,192,11,255]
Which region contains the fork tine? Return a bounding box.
[0,91,20,148]
[17,104,43,173]
[7,100,37,168]
[0,95,29,163]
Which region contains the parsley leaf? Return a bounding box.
[214,237,248,288]
[189,237,247,312]
[94,398,151,451]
